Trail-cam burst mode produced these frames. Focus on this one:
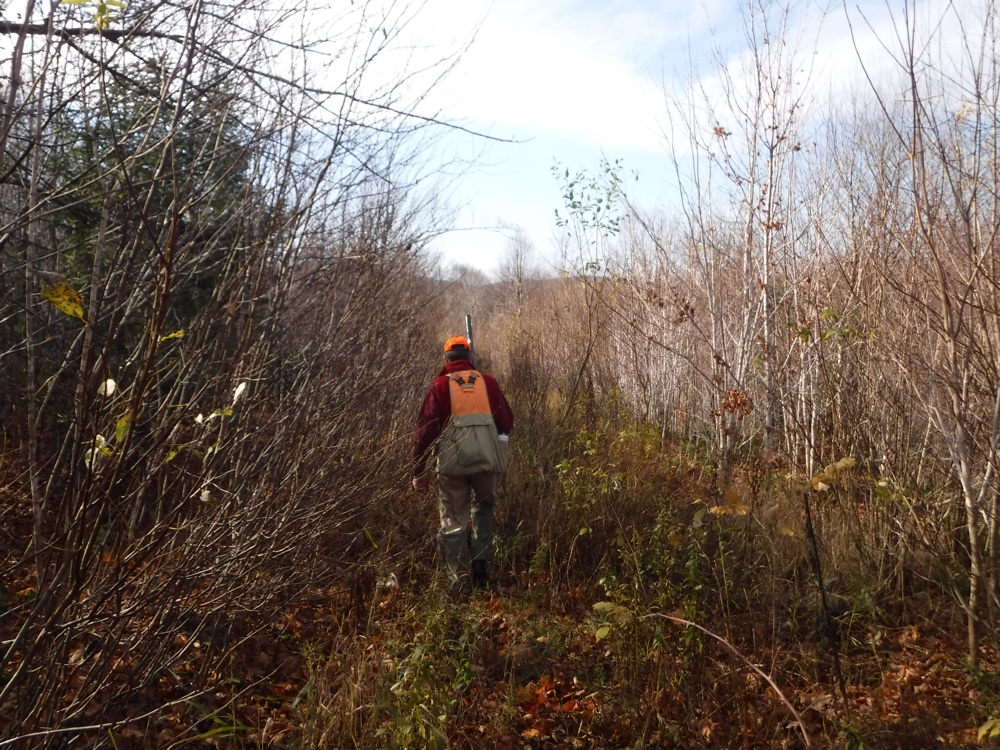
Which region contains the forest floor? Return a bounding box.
[4,475,1000,747]
[90,566,998,749]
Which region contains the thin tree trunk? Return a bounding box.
[26,10,51,581]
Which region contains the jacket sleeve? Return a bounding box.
[485,375,514,435]
[413,379,447,477]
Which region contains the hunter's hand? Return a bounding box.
[412,475,430,492]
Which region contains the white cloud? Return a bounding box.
[418,0,989,273]
[408,0,689,151]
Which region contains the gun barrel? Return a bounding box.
[465,313,476,367]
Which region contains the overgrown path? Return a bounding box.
[112,567,991,749]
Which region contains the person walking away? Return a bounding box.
[412,336,514,594]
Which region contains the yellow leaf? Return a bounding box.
[84,434,113,469]
[811,475,830,491]
[158,329,184,343]
[833,456,856,471]
[594,624,610,642]
[777,522,797,537]
[115,413,131,444]
[979,719,998,741]
[593,602,630,622]
[708,505,728,516]
[41,281,86,322]
[791,478,813,492]
[692,509,705,528]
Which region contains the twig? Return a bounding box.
[0,689,208,748]
[645,612,814,749]
[802,491,852,720]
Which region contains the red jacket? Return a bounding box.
[413,359,514,477]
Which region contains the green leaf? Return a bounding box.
[594,624,610,642]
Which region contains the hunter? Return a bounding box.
[412,336,514,594]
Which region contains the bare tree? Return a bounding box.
[494,224,539,315]
[848,0,1000,665]
[0,0,460,740]
[591,0,820,486]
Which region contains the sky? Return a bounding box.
[383,0,960,276]
[2,0,962,277]
[408,0,708,275]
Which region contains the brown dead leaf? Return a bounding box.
[699,718,719,740]
[522,718,551,739]
[68,645,86,666]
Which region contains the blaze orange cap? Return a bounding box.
[444,336,470,352]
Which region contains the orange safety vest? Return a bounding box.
[436,370,507,476]
[448,370,492,419]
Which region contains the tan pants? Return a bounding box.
[436,472,497,590]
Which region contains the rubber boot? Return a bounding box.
[438,529,469,596]
[471,559,489,592]
[470,502,494,565]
